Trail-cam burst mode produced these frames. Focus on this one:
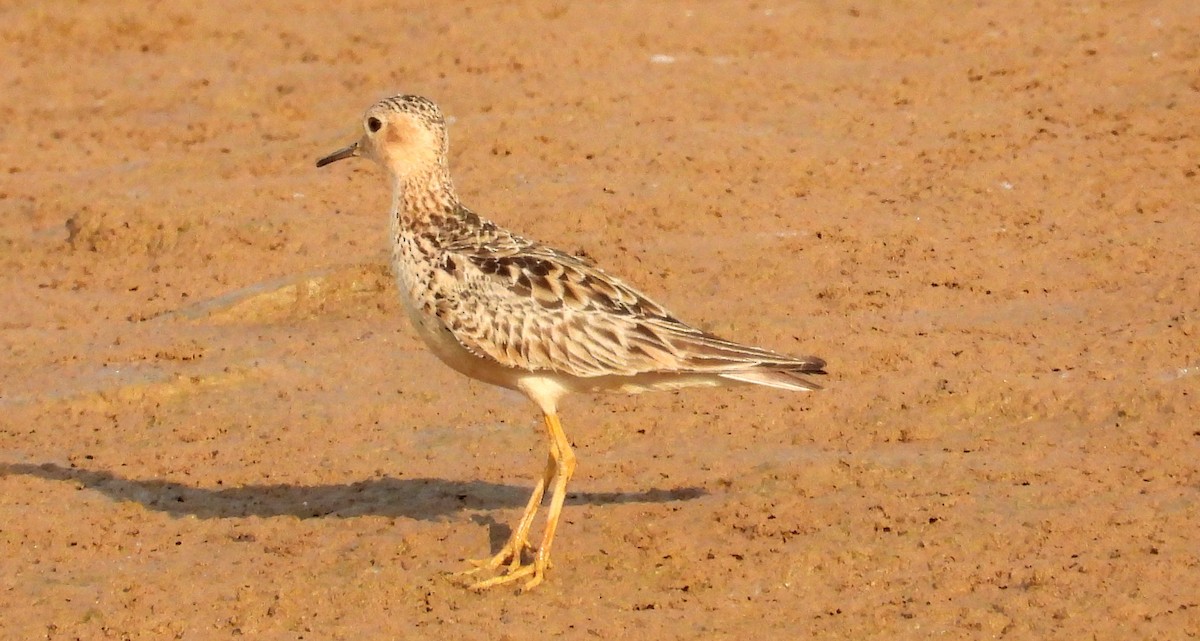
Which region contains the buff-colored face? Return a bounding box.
[316,95,447,179]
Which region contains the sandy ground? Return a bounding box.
[2,1,1198,639]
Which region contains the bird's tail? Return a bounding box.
[648,321,827,391]
[719,366,825,392]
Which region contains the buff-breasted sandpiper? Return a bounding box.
[316,94,826,591]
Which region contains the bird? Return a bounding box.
[315,94,826,592]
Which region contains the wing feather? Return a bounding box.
[431,221,824,382]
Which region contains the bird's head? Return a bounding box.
[316,94,448,181]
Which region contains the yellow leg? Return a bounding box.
[467,412,575,592]
[457,449,556,575]
[526,412,576,590]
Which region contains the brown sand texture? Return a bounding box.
[2,2,1198,639]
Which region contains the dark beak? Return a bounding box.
[316,141,359,168]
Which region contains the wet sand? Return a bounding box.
[2,2,1198,639]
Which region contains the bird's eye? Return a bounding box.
[366,117,382,133]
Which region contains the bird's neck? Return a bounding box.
[390,163,460,230]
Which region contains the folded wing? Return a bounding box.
[430,223,826,391]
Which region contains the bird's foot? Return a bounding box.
[465,557,547,592]
[452,542,552,592]
[453,536,535,577]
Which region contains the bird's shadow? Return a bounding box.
[0,462,706,522]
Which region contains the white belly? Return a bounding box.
[392,263,521,391]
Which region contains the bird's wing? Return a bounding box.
[433,233,825,380]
